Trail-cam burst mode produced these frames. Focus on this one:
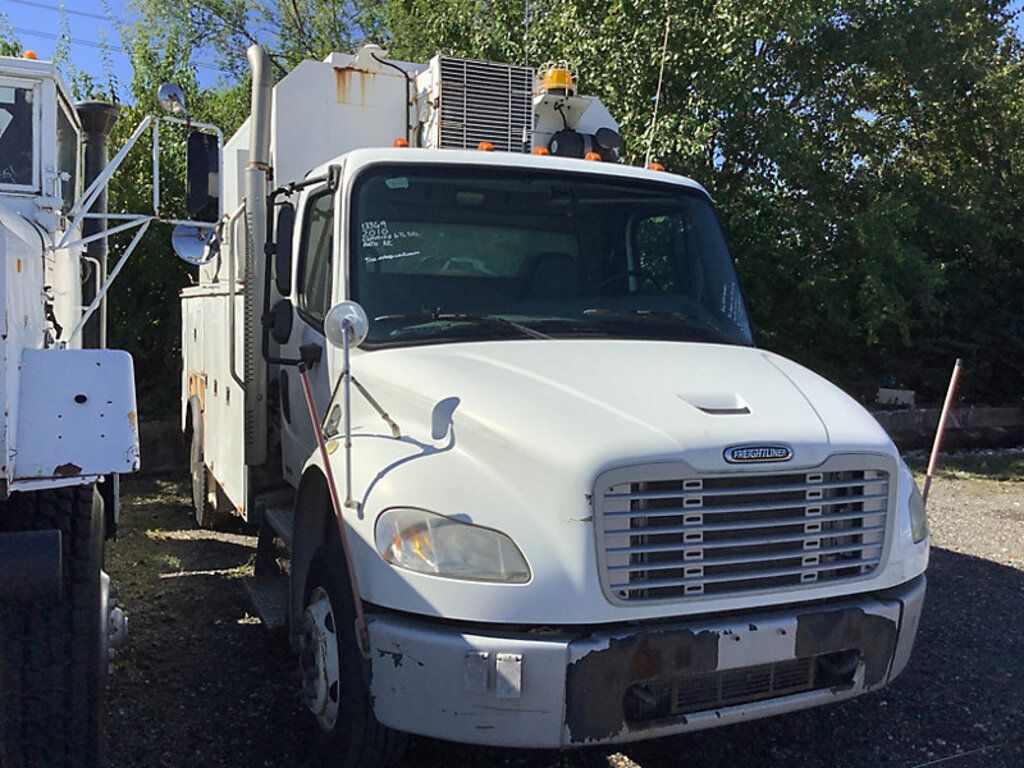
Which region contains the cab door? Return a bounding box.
[277,185,337,484]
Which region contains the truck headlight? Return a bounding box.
[375,508,530,583]
[909,480,928,543]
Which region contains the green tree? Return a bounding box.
[0,10,20,56]
[65,12,249,419]
[370,0,1024,403]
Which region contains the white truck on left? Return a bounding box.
[0,51,218,767]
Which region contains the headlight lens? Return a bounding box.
[375,508,530,583]
[909,479,928,543]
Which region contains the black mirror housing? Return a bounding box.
[269,298,294,345]
[275,203,295,295]
[186,130,220,223]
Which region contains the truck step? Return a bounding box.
[264,505,294,550]
[242,576,289,630]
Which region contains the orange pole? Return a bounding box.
[922,359,963,507]
[298,364,370,655]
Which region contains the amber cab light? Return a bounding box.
[647,162,666,171]
[23,50,38,60]
[478,141,495,152]
[392,137,409,148]
[532,146,551,156]
[584,152,602,161]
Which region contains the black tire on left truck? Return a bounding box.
[0,485,106,768]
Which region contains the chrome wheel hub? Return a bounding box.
[99,570,127,674]
[298,587,340,731]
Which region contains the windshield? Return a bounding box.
[351,164,753,348]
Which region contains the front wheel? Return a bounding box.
[299,543,406,768]
[0,486,106,767]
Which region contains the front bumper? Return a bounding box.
[367,575,926,748]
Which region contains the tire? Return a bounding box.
[0,485,105,768]
[188,408,223,529]
[300,542,406,768]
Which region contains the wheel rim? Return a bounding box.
[299,587,341,731]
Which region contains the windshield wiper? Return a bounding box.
[374,312,551,340]
[581,308,735,344]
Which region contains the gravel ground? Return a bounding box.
[104,455,1024,768]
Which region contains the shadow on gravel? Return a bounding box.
[105,479,1024,768]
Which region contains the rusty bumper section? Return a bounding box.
[367,575,926,748]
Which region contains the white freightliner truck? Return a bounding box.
[180,44,929,764]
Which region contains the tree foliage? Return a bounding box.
[367,0,1024,403]
[6,1,1024,411]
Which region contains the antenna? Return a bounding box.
[644,13,672,167]
[523,2,532,66]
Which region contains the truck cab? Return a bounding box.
[180,45,928,761]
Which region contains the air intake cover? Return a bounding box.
[423,56,534,153]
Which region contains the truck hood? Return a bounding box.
[353,339,893,475]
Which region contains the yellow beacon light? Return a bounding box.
[539,63,575,96]
[23,50,39,60]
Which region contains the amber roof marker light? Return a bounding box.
[392,137,409,148]
[532,146,551,156]
[23,50,38,60]
[477,141,495,152]
[647,162,666,171]
[584,152,602,161]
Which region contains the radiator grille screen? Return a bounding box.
[437,57,534,152]
[597,457,891,603]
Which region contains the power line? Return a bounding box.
[12,26,230,73]
[7,0,110,22]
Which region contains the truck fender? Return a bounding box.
[289,466,332,643]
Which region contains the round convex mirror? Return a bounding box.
[171,224,217,265]
[324,301,370,348]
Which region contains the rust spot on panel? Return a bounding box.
[377,649,404,668]
[53,462,82,477]
[188,372,206,412]
[335,66,374,105]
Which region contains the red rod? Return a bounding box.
[297,364,370,655]
[922,358,963,507]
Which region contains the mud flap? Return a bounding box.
[9,349,139,488]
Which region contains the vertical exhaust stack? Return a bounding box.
[75,101,120,350]
[244,45,273,467]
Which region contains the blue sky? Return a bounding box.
[2,0,225,97]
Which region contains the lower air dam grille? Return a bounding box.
[624,650,859,722]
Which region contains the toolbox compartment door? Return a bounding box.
[9,348,139,488]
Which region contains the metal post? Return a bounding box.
[75,101,119,350]
[342,324,354,508]
[922,358,963,506]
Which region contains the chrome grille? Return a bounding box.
[596,457,891,603]
[437,56,534,152]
